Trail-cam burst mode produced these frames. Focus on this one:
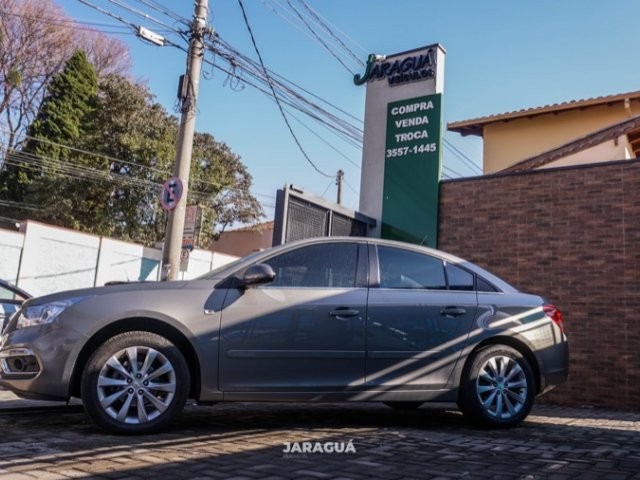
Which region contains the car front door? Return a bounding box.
[366,245,478,389]
[219,241,368,392]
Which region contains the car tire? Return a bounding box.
[383,402,423,410]
[459,345,535,428]
[81,331,190,435]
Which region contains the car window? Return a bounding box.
[265,242,359,288]
[0,283,26,302]
[378,246,446,290]
[445,263,475,291]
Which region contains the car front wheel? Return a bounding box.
[460,345,535,428]
[81,331,190,435]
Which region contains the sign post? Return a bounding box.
[355,44,445,247]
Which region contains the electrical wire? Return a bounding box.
[320,178,334,197]
[343,179,359,197]
[74,0,187,48]
[296,0,366,65]
[283,0,355,75]
[209,39,364,144]
[0,9,136,34]
[70,0,365,176]
[0,133,273,202]
[104,0,188,35]
[236,0,334,179]
[131,0,190,25]
[443,136,482,174]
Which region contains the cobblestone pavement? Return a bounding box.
[0,389,639,480]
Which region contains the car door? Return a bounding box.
[365,244,478,389]
[219,241,368,392]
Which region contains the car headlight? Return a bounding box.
[15,297,89,329]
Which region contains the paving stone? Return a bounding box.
[0,390,639,479]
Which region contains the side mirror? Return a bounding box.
[241,263,276,288]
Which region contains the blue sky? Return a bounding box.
[60,0,640,220]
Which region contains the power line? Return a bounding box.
[287,110,361,169]
[103,0,187,35]
[131,0,191,25]
[74,0,187,48]
[320,178,334,197]
[0,134,271,201]
[344,178,359,197]
[284,0,355,75]
[75,0,139,32]
[296,0,365,66]
[443,136,482,174]
[236,0,333,179]
[208,39,364,145]
[0,9,136,34]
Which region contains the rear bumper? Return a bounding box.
[537,336,569,393]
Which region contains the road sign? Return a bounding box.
[179,248,190,272]
[182,234,194,251]
[160,177,183,210]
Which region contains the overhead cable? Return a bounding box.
[236,0,334,179]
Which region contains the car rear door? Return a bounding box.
[219,241,368,392]
[365,244,478,389]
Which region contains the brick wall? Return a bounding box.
[438,159,640,409]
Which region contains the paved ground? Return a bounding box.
[0,389,639,480]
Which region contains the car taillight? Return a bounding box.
[543,305,564,332]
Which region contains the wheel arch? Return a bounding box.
[69,317,201,400]
[457,335,541,400]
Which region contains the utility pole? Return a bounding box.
[161,0,209,281]
[336,169,344,205]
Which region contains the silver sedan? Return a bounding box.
[0,237,569,434]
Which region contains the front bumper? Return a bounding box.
[0,323,80,401]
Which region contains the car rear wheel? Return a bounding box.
[81,331,189,435]
[460,345,535,428]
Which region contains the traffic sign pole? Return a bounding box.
[161,0,209,281]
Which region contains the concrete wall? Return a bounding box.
[0,221,238,296]
[483,99,640,173]
[439,159,640,409]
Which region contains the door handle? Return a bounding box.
[440,306,467,317]
[329,308,360,320]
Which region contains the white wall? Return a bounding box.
[538,135,633,170]
[0,229,24,284]
[0,221,238,296]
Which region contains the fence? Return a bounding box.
[0,221,237,297]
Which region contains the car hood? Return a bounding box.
[22,281,191,308]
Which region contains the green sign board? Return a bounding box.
[381,93,442,247]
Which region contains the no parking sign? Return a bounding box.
[160,177,183,210]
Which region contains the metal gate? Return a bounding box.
[272,185,375,245]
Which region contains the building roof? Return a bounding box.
[499,114,640,173]
[225,220,274,233]
[448,90,640,137]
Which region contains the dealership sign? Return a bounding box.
[354,48,437,87]
[356,44,445,247]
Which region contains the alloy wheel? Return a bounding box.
[96,346,177,424]
[475,354,528,420]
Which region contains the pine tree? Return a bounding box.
[0,50,98,225]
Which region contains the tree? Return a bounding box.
[0,50,99,224]
[0,0,131,159]
[190,132,263,244]
[70,75,263,246]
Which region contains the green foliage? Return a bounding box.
[0,50,98,222]
[1,64,263,246]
